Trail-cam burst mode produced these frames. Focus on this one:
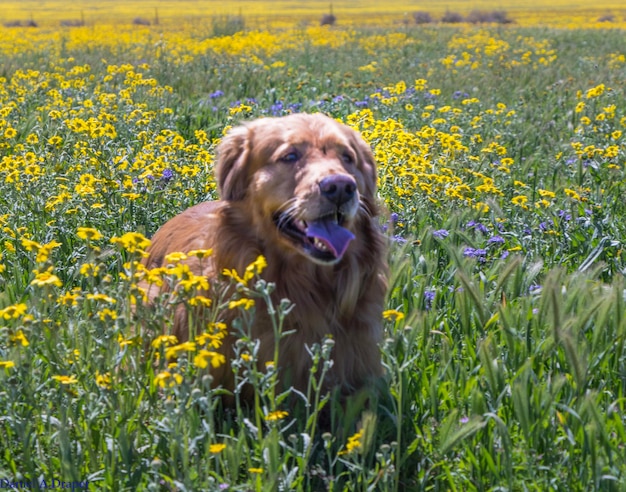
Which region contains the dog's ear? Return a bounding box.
[215,124,253,201]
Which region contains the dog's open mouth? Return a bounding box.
[274,213,355,263]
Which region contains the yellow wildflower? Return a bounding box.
[538,189,556,199]
[59,292,79,307]
[193,350,226,369]
[154,370,183,388]
[511,195,528,207]
[209,443,226,454]
[228,298,255,310]
[31,270,63,288]
[98,308,117,321]
[585,83,605,99]
[80,263,101,277]
[188,249,213,258]
[117,334,136,347]
[195,324,226,349]
[77,227,103,241]
[188,296,212,308]
[382,309,405,322]
[52,375,78,385]
[21,238,42,252]
[86,293,116,304]
[36,241,61,263]
[95,371,112,389]
[0,303,27,320]
[535,199,551,209]
[110,232,151,253]
[11,330,29,347]
[152,335,178,349]
[265,410,289,421]
[564,188,581,201]
[339,430,363,455]
[178,275,209,292]
[164,252,187,264]
[223,255,267,286]
[165,341,196,360]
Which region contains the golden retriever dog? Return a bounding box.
[141,113,387,400]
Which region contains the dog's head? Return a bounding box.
[215,113,378,265]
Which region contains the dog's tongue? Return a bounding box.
[306,219,355,259]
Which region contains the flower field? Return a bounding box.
[1,6,626,491]
[1,0,626,28]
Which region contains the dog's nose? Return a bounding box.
[319,175,357,206]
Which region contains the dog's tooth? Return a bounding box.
[313,238,328,252]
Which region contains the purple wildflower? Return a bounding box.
[466,221,489,234]
[487,235,505,245]
[209,90,224,99]
[161,168,173,182]
[424,290,435,310]
[463,247,487,262]
[271,102,284,115]
[557,210,572,221]
[433,229,449,239]
[383,213,401,233]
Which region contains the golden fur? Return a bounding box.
[141,113,387,398]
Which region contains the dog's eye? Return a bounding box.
[341,152,355,165]
[280,151,300,164]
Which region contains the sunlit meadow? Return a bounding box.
[1,0,626,27]
[1,2,626,490]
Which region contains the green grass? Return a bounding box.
[0,24,625,490]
